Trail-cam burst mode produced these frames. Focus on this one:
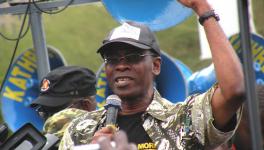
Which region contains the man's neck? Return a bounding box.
[119,90,154,115]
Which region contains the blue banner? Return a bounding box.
[1,46,66,132]
[187,33,264,95]
[230,33,264,85]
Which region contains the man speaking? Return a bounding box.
[59,0,245,149]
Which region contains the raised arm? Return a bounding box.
[178,0,245,129]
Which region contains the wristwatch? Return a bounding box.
[199,10,220,25]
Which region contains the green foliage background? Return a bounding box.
[0,0,263,125]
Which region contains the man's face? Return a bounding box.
[103,44,161,100]
[70,96,96,111]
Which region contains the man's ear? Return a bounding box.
[152,57,161,75]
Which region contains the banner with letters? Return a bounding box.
[187,33,264,95]
[0,46,66,132]
[230,33,264,85]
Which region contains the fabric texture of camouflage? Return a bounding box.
[59,85,242,150]
[43,108,87,139]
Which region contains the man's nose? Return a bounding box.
[115,58,131,71]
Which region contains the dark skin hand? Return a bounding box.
[97,131,137,150]
[91,127,115,144]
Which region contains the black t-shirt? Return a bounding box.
[117,112,156,150]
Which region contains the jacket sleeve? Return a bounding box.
[58,121,75,150]
[191,84,242,149]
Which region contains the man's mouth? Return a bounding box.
[115,77,133,87]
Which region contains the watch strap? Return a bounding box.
[199,10,220,25]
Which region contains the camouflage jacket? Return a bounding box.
[59,86,242,150]
[43,108,87,139]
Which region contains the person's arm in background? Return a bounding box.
[43,108,87,139]
[178,0,245,130]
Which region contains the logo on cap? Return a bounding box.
[41,79,50,92]
[110,23,140,41]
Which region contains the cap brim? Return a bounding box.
[30,95,73,108]
[97,40,151,54]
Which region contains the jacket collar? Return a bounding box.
[145,89,177,122]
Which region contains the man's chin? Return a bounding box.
[112,89,136,100]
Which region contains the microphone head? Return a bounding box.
[104,95,121,109]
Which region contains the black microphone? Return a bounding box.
[73,95,121,150]
[104,95,122,131]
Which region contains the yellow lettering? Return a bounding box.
[256,46,264,55]
[138,144,144,149]
[17,57,36,73]
[232,40,241,51]
[143,143,148,149]
[150,143,155,148]
[255,50,264,73]
[3,87,24,102]
[99,71,106,78]
[253,43,264,57]
[138,143,156,149]
[97,101,106,108]
[97,78,106,88]
[229,34,239,44]
[11,66,31,78]
[9,77,27,90]
[24,50,36,63]
[252,41,260,56]
[96,88,105,98]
